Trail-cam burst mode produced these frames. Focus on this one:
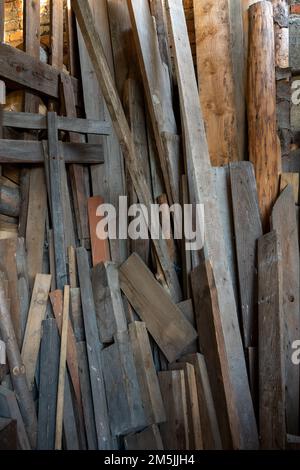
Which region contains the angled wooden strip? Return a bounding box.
[230,161,263,348]
[21,274,52,390]
[76,247,112,449]
[158,370,189,450]
[92,262,127,344]
[181,353,222,450]
[129,321,166,425]
[271,185,300,435]
[88,196,110,266]
[258,231,286,449]
[55,286,70,450]
[124,425,164,451]
[169,362,203,450]
[102,329,147,436]
[166,0,258,449]
[0,386,30,450]
[37,319,60,450]
[119,253,197,363]
[49,290,82,412]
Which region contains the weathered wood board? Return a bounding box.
[0,386,30,450]
[124,425,164,451]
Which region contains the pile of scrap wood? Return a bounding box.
[0,0,299,450]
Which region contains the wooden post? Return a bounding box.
[248,1,279,228]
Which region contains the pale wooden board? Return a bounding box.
[167,0,258,449]
[119,253,197,363]
[124,425,164,451]
[21,274,52,390]
[258,231,286,449]
[271,185,300,435]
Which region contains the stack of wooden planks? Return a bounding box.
[0,0,299,450]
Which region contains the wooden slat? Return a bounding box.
[76,247,112,449]
[72,0,181,301]
[21,274,52,390]
[92,262,127,344]
[50,0,64,70]
[119,253,197,363]
[194,0,239,165]
[88,196,110,266]
[37,319,60,450]
[271,185,300,435]
[258,231,286,449]
[0,386,30,450]
[0,0,4,43]
[167,0,258,450]
[129,321,166,425]
[124,425,164,451]
[230,162,262,347]
[55,285,70,450]
[70,288,84,342]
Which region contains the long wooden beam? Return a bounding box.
[0,43,81,106]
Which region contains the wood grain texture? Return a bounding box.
[88,196,111,266]
[50,0,64,70]
[230,162,263,347]
[194,0,239,165]
[271,185,300,435]
[124,425,164,450]
[248,1,279,227]
[258,231,286,449]
[119,253,197,363]
[0,386,30,450]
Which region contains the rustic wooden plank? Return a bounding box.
[76,247,112,449]
[70,288,84,342]
[169,362,203,450]
[50,0,64,70]
[0,0,4,43]
[194,0,239,165]
[181,353,222,450]
[282,150,300,172]
[177,299,197,356]
[230,161,263,348]
[72,0,181,300]
[92,262,127,344]
[158,370,189,450]
[258,231,286,449]
[271,185,300,435]
[119,253,197,363]
[128,0,180,205]
[88,196,111,266]
[129,321,166,425]
[37,319,60,450]
[21,274,52,390]
[167,0,258,449]
[55,286,70,450]
[0,44,80,105]
[124,425,164,451]
[280,173,299,204]
[0,386,30,450]
[102,329,147,436]
[248,1,279,227]
[0,80,5,105]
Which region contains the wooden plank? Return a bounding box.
[282,150,300,172]
[70,288,84,342]
[92,262,127,344]
[88,196,110,266]
[181,353,222,450]
[124,425,164,451]
[0,43,81,105]
[158,370,189,450]
[49,290,82,413]
[50,0,64,70]
[21,274,52,390]
[102,329,147,436]
[167,0,258,450]
[68,246,78,289]
[128,0,180,206]
[280,173,299,204]
[248,1,279,228]
[129,321,166,425]
[76,247,112,449]
[230,162,263,347]
[0,0,4,43]
[0,80,5,105]
[0,386,30,450]
[177,299,197,356]
[258,231,286,449]
[72,0,181,301]
[0,418,17,450]
[119,253,197,363]
[55,286,70,450]
[271,185,300,435]
[194,0,239,165]
[37,319,60,450]
[169,362,203,450]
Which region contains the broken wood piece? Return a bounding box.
[88,196,110,266]
[124,425,164,451]
[258,231,286,449]
[92,262,127,344]
[119,253,197,363]
[55,285,70,450]
[0,386,30,450]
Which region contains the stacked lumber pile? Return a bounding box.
[0,0,299,450]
